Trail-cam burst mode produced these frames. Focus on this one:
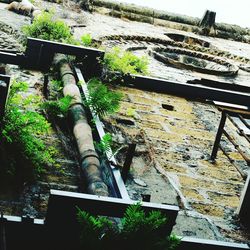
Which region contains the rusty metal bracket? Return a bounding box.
[121,143,136,183]
[211,111,227,161]
[211,108,250,167]
[223,129,250,165]
[0,74,10,122]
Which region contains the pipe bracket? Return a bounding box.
[61,71,75,79]
[80,149,99,163]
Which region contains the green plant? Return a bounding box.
[22,11,76,44]
[104,47,149,75]
[0,81,57,182]
[51,79,64,91]
[77,203,180,250]
[77,207,114,250]
[42,96,72,117]
[84,78,122,117]
[126,107,136,118]
[80,33,92,46]
[94,133,112,157]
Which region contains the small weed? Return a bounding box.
[83,78,122,117]
[51,79,64,91]
[80,33,92,46]
[42,96,72,117]
[104,47,149,75]
[22,11,76,44]
[126,107,136,118]
[94,133,112,157]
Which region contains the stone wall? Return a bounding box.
[103,85,248,241]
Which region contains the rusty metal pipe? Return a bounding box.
[54,54,109,196]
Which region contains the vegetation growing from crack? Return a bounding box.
[83,78,122,117]
[77,203,180,250]
[80,33,92,46]
[42,95,72,117]
[22,11,96,48]
[104,47,149,75]
[22,10,76,44]
[0,81,57,183]
[94,133,113,158]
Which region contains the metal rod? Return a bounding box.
[237,173,250,227]
[0,214,7,250]
[219,145,247,180]
[227,115,250,144]
[223,129,250,164]
[121,144,136,183]
[43,74,49,99]
[238,114,250,130]
[211,111,227,160]
[0,75,10,120]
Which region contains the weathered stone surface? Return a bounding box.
[191,202,225,217]
[207,191,240,208]
[133,178,147,187]
[173,212,222,240]
[181,188,205,202]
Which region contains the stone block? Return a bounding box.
[207,191,240,208]
[191,202,225,217]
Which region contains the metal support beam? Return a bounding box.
[25,38,104,73]
[121,143,136,183]
[0,75,10,121]
[0,52,25,66]
[178,237,250,250]
[26,38,104,58]
[211,111,227,160]
[223,129,250,164]
[0,214,7,250]
[46,189,179,232]
[227,115,250,144]
[111,74,250,107]
[43,74,49,99]
[237,172,250,227]
[188,78,250,93]
[45,190,179,250]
